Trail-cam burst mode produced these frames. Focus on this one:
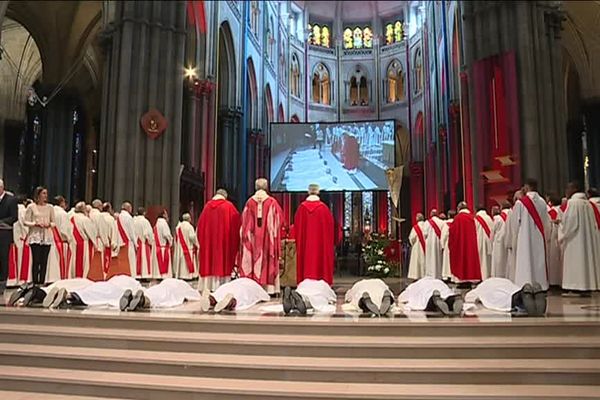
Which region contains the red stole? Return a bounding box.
[71,218,85,278]
[116,217,129,246]
[413,223,426,252]
[18,238,31,282]
[500,211,508,222]
[8,244,17,281]
[428,218,442,239]
[590,201,600,230]
[103,247,112,274]
[177,227,195,274]
[51,226,68,279]
[475,215,491,239]
[153,226,171,275]
[548,208,558,221]
[135,238,152,276]
[520,196,545,241]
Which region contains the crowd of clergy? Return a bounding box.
[408,179,600,296]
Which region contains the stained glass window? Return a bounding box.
[362,191,373,221]
[353,27,363,49]
[383,20,404,46]
[312,25,321,46]
[344,192,352,231]
[321,26,330,48]
[343,28,353,49]
[308,23,330,48]
[363,27,373,48]
[343,26,373,49]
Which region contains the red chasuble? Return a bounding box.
[239,195,283,286]
[197,198,241,278]
[448,211,482,281]
[294,199,335,285]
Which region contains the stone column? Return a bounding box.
[98,1,187,219]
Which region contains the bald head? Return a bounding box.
[216,188,228,198]
[255,178,268,191]
[182,213,192,222]
[429,209,438,218]
[415,213,425,222]
[91,199,103,210]
[457,201,468,211]
[74,201,86,213]
[121,202,132,214]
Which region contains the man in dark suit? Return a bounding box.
[0,179,18,295]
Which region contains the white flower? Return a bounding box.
[368,266,374,271]
[377,250,384,255]
[375,265,382,271]
[384,267,390,274]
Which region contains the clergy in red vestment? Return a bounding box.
[341,133,360,170]
[448,202,482,282]
[240,179,283,294]
[294,184,335,285]
[197,188,241,292]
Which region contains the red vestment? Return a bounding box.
[448,211,482,281]
[240,193,283,287]
[294,199,335,284]
[197,198,240,278]
[342,135,360,169]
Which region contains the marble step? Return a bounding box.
[0,366,598,400]
[1,323,599,359]
[1,343,598,385]
[0,390,127,400]
[1,308,599,337]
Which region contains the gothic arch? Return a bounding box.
[218,21,236,107]
[264,83,274,126]
[312,62,331,105]
[278,103,285,122]
[246,57,258,128]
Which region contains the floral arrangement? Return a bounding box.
[362,233,400,278]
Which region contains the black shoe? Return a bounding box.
[379,291,394,315]
[451,296,464,316]
[521,283,536,316]
[431,290,451,315]
[8,286,28,306]
[532,283,547,316]
[119,289,133,311]
[291,290,307,315]
[50,288,68,309]
[282,287,293,315]
[128,289,145,311]
[68,292,85,306]
[22,287,44,307]
[359,292,380,316]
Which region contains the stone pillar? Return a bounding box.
[98,1,187,219]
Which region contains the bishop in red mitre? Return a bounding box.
[294,184,335,285]
[240,178,283,294]
[448,202,482,282]
[196,188,241,292]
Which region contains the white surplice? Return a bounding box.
[132,215,154,279]
[212,277,270,311]
[11,204,30,285]
[464,277,521,312]
[344,278,393,310]
[475,211,494,280]
[45,206,72,282]
[559,193,599,291]
[407,221,426,280]
[116,211,138,277]
[151,218,173,279]
[547,206,564,286]
[144,278,201,308]
[423,216,444,278]
[296,279,336,313]
[506,192,551,290]
[491,210,510,278]
[398,277,455,311]
[69,213,95,280]
[440,218,453,280]
[173,221,199,280]
[74,275,142,307]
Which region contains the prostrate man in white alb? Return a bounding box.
[199,277,270,313]
[121,278,202,311]
[407,213,426,280]
[560,182,599,296]
[282,279,337,315]
[474,206,494,280]
[398,276,463,316]
[173,213,199,280]
[506,179,551,290]
[343,278,395,316]
[423,209,443,278]
[465,277,546,316]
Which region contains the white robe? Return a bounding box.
[144,278,201,308]
[475,211,494,280]
[132,215,154,279]
[407,221,426,280]
[440,218,452,280]
[116,211,137,277]
[464,277,521,312]
[491,210,510,278]
[398,277,455,311]
[423,217,443,278]
[102,212,119,257]
[44,206,72,283]
[506,192,551,290]
[559,193,599,291]
[152,218,173,279]
[11,204,30,285]
[173,221,199,280]
[75,275,142,307]
[42,278,94,294]
[547,206,564,286]
[296,279,336,313]
[212,278,270,311]
[69,213,95,279]
[344,278,393,310]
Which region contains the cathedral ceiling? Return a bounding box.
[295,1,407,23]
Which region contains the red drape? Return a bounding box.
[186,1,206,33]
[376,192,388,234]
[460,72,474,207]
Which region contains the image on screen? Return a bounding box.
[270,120,395,192]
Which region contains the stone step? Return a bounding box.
[0,366,598,399]
[1,308,599,336]
[1,323,599,359]
[0,343,598,385]
[0,390,127,400]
